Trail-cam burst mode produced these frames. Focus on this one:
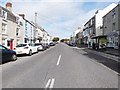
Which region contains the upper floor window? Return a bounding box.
[2,10,7,20]
[16,28,19,36]
[112,9,116,19]
[16,17,19,24]
[2,23,7,34]
[112,22,116,31]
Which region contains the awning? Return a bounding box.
[91,35,107,39]
[107,32,119,37]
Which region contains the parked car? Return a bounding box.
[42,43,48,50]
[67,42,76,46]
[46,43,50,48]
[49,42,55,46]
[0,44,17,63]
[35,43,44,51]
[14,43,38,56]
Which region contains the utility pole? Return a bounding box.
[34,12,37,43]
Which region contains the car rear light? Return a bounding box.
[24,47,28,49]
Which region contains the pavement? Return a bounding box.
[74,46,119,62]
[0,43,119,88]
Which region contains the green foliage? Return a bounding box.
[99,38,107,44]
[52,37,60,42]
[60,39,69,42]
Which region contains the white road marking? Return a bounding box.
[49,78,55,88]
[56,55,61,66]
[45,79,51,88]
[45,78,55,88]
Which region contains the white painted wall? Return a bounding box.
[95,3,117,36]
[18,16,24,44]
[0,17,2,45]
[6,20,16,49]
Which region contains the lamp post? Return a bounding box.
[34,12,37,43]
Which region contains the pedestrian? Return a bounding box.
[92,42,95,50]
[88,42,91,48]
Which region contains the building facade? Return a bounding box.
[75,27,83,46]
[83,16,95,48]
[0,2,52,50]
[35,25,44,43]
[103,4,120,49]
[0,2,24,49]
[83,3,117,49]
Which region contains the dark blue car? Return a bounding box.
[49,42,55,46]
[0,45,17,64]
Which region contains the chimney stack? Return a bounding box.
[6,2,12,11]
[19,14,25,19]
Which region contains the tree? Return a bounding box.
[52,37,59,42]
[60,39,69,42]
[60,39,64,42]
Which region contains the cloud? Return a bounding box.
[10,1,86,38]
[1,0,117,38]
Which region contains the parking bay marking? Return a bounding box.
[56,55,61,66]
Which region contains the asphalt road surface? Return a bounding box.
[0,43,118,88]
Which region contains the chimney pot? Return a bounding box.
[19,14,25,19]
[6,2,12,11]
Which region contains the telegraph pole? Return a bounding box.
[34,12,37,43]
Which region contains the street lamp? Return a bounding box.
[34,12,37,43]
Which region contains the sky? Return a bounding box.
[0,0,119,39]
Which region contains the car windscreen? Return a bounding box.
[16,44,27,47]
[0,45,7,50]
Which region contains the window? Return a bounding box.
[0,45,7,50]
[16,39,20,45]
[16,44,27,47]
[16,17,19,24]
[112,14,116,19]
[7,40,10,46]
[24,38,28,43]
[20,21,23,26]
[112,9,116,19]
[2,38,6,46]
[112,23,116,31]
[2,10,7,20]
[2,23,7,34]
[16,28,19,36]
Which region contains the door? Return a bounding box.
[10,40,13,50]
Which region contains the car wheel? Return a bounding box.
[29,50,32,56]
[12,54,17,61]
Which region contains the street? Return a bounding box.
[1,43,118,88]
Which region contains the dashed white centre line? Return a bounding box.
[49,78,55,88]
[45,79,51,88]
[45,78,55,88]
[56,55,61,66]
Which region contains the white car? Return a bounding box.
[35,43,44,51]
[14,43,38,55]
